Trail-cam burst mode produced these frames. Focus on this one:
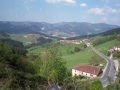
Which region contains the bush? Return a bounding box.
[74,47,81,52]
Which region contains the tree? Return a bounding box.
[116,68,120,83]
[84,44,87,49]
[74,47,81,52]
[117,35,120,41]
[34,43,67,86]
[116,51,120,58]
[89,55,104,66]
[91,80,103,90]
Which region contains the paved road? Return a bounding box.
[90,46,116,87]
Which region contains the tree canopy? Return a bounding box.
[34,43,67,85]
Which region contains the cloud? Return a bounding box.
[87,8,104,15]
[115,4,120,7]
[87,6,118,15]
[80,3,87,7]
[104,6,117,13]
[102,17,107,21]
[102,0,120,3]
[112,17,120,22]
[45,0,76,5]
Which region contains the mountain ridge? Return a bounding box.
[0,21,119,37]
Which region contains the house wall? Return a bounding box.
[72,69,97,77]
[115,47,120,51]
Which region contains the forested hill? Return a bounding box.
[67,28,120,40]
[1,38,24,48]
[0,21,119,36]
[0,31,10,38]
[0,31,28,55]
[99,28,120,36]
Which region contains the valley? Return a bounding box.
[0,23,120,90]
[0,21,119,37]
[1,0,120,89]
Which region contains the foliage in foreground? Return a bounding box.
[34,43,67,85]
[0,40,120,90]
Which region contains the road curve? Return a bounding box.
[90,46,115,87]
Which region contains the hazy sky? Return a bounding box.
[0,0,120,25]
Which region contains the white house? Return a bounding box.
[23,35,28,38]
[114,46,120,51]
[86,43,91,47]
[108,46,120,53]
[72,64,102,77]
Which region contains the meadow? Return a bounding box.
[95,39,120,54]
[27,46,45,55]
[63,47,104,70]
[27,43,85,55]
[27,42,106,70]
[9,33,117,70]
[10,34,36,45]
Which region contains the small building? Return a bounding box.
[108,46,120,53]
[26,42,32,44]
[99,63,104,66]
[23,35,28,38]
[72,64,102,77]
[114,46,120,51]
[86,43,91,47]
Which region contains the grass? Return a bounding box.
[63,47,105,70]
[27,46,45,55]
[9,34,36,45]
[27,43,85,56]
[58,43,85,56]
[27,42,107,70]
[95,39,120,54]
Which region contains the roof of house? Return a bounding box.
[73,64,101,75]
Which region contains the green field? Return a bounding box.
[57,43,85,56]
[27,43,85,55]
[63,47,105,70]
[27,38,120,70]
[10,34,36,45]
[27,46,45,55]
[95,39,120,54]
[27,43,106,70]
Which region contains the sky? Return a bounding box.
[0,0,120,25]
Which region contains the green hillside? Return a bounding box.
[27,43,106,70]
[0,31,10,38]
[10,34,36,45]
[27,43,85,55]
[63,47,106,70]
[95,39,120,54]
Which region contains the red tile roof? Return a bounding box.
[73,64,101,75]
